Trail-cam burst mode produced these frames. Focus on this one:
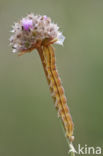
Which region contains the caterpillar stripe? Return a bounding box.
[38,45,74,141]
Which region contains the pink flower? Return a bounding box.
[22,18,33,31]
[43,15,47,20]
[10,14,65,53]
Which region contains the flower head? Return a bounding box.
[10,13,65,53]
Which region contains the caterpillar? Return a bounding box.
[38,45,74,142]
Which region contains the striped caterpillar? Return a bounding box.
[38,45,74,142]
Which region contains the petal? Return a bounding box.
[56,32,65,45]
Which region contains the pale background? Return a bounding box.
[0,0,103,156]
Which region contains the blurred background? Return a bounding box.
[0,0,103,155]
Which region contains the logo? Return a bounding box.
[68,143,78,154]
[68,144,102,155]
